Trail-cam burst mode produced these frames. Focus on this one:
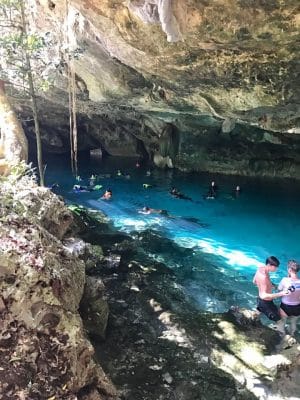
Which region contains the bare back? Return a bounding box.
[253,268,272,299]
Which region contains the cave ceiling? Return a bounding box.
[5,0,300,176]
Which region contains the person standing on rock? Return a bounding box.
[253,256,289,324]
[276,260,300,336]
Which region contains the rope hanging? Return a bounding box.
[65,0,78,176]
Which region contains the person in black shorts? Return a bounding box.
[253,256,289,323]
[277,260,300,335]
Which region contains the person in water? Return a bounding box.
[73,184,91,193]
[89,174,97,186]
[253,256,289,322]
[276,260,300,335]
[230,185,242,199]
[101,189,112,200]
[205,181,218,199]
[138,206,168,216]
[143,183,153,189]
[169,187,192,201]
[73,184,102,193]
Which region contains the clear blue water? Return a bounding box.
[44,154,300,313]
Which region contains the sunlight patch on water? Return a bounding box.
[174,236,261,271]
[113,216,163,231]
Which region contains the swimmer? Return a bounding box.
[92,184,103,191]
[233,185,241,198]
[276,260,300,336]
[116,170,123,177]
[73,184,91,193]
[101,189,112,200]
[138,206,168,216]
[170,187,192,201]
[143,183,153,189]
[89,174,97,186]
[253,256,290,323]
[170,187,180,196]
[146,170,151,177]
[136,161,141,168]
[205,181,218,199]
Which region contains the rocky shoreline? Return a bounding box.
[77,204,300,400]
[0,171,299,399]
[0,172,117,400]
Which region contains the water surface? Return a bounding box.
[44,154,300,313]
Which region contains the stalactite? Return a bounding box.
[159,123,179,158]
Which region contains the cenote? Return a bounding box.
[44,153,300,315]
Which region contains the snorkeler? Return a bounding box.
[73,184,102,193]
[233,185,241,198]
[101,189,112,200]
[92,184,103,191]
[169,187,192,201]
[143,183,153,189]
[138,206,168,216]
[89,174,97,186]
[205,181,218,199]
[73,184,91,193]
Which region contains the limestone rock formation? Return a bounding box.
[0,173,117,399]
[0,82,28,176]
[2,0,300,177]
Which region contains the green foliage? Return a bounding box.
[10,161,37,180]
[0,0,21,9]
[26,34,44,52]
[0,161,36,184]
[0,0,53,93]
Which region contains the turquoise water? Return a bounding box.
[45,155,300,313]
